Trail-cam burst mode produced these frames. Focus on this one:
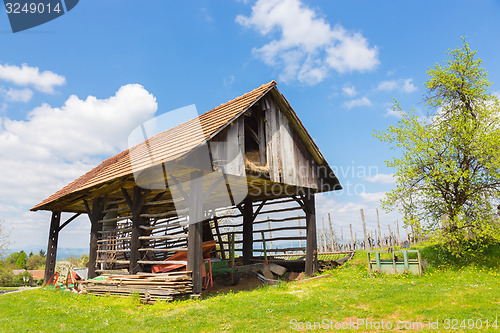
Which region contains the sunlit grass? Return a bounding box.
[0,243,498,332]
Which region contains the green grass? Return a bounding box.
[0,243,498,332]
[0,287,19,291]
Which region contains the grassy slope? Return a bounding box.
[0,243,498,332]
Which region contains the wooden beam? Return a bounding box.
[304,192,318,276]
[213,216,225,260]
[252,200,266,220]
[187,170,204,294]
[121,187,150,274]
[58,213,81,232]
[84,198,104,279]
[242,198,254,265]
[44,211,61,284]
[258,111,266,166]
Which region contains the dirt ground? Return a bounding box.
[204,274,265,296]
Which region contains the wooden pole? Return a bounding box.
[84,198,104,279]
[187,170,204,294]
[267,219,273,250]
[304,192,317,276]
[360,209,370,250]
[396,220,401,246]
[122,187,149,274]
[322,218,327,252]
[44,211,61,284]
[213,216,225,260]
[298,219,303,248]
[327,213,334,252]
[388,225,392,247]
[376,208,382,246]
[242,199,254,265]
[340,226,344,251]
[350,224,354,251]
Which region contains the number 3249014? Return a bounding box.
[5,2,62,14]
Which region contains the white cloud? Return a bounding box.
[0,84,158,248]
[342,84,357,97]
[360,191,386,203]
[377,78,417,93]
[4,88,33,102]
[384,107,403,118]
[364,173,395,184]
[1,84,157,160]
[236,0,379,85]
[223,75,235,87]
[343,96,371,109]
[0,63,66,94]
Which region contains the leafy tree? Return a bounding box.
[26,254,45,270]
[15,251,27,269]
[79,254,89,267]
[375,39,500,257]
[6,252,20,265]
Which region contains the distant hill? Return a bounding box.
[7,247,88,260]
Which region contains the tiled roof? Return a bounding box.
[31,81,277,211]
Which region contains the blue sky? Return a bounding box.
[1,0,500,250]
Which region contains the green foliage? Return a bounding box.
[0,266,15,287]
[374,39,500,257]
[0,266,31,287]
[14,251,27,269]
[79,254,89,267]
[421,240,500,268]
[25,254,45,270]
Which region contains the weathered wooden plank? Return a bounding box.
[137,260,187,265]
[138,234,188,240]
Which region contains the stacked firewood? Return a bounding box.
[81,271,193,303]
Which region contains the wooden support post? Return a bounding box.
[360,208,370,250]
[84,198,104,279]
[187,171,204,294]
[44,211,61,284]
[242,198,254,265]
[122,187,149,274]
[304,191,317,276]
